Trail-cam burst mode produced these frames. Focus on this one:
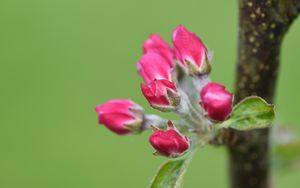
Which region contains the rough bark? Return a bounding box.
[228,1,300,188]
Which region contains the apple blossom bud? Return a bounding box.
[149,121,190,158]
[141,79,180,112]
[172,25,210,75]
[137,52,172,84]
[200,82,233,121]
[143,34,174,67]
[95,99,144,135]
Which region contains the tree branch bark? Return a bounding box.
[227,1,300,188]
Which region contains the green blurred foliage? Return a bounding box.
[0,0,299,187]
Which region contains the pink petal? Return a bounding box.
[137,52,172,84]
[143,34,174,67]
[173,25,207,67]
[149,123,189,157]
[141,79,177,107]
[200,82,233,121]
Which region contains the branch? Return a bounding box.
[212,1,300,188]
[286,0,300,18]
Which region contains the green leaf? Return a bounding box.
[219,96,275,131]
[150,154,193,188]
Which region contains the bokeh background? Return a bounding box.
[0,0,299,187]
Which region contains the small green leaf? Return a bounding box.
[219,96,275,131]
[150,153,194,188]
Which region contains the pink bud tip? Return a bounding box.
[141,79,180,111]
[149,121,189,157]
[95,99,144,135]
[200,82,233,121]
[137,52,173,84]
[143,34,174,67]
[172,25,208,74]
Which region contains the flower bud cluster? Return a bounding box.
[95,25,233,158]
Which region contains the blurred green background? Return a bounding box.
[0,0,299,187]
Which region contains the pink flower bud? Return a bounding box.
[149,121,189,157]
[95,99,144,135]
[172,25,210,75]
[137,52,172,84]
[200,82,233,121]
[141,79,180,111]
[143,34,174,67]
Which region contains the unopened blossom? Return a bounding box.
[95,99,144,135]
[200,82,233,121]
[143,34,174,67]
[172,25,210,75]
[137,52,173,84]
[141,79,180,112]
[149,121,189,157]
